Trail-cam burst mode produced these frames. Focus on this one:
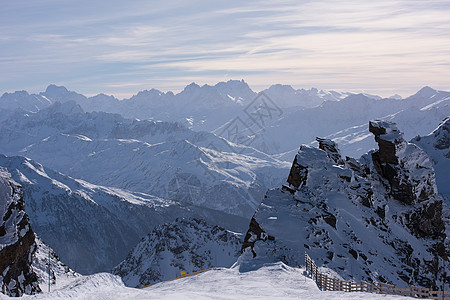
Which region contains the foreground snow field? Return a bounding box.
[4,263,412,300]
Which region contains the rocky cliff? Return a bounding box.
[239,120,448,290]
[0,167,40,296]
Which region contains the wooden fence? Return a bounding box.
[305,252,449,299]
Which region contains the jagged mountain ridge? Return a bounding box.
[239,120,448,290]
[1,83,447,158]
[0,100,190,153]
[113,218,242,287]
[0,155,249,275]
[1,80,355,131]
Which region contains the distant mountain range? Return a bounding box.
[1,82,448,159]
[0,80,389,131]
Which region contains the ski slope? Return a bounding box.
[6,263,413,299]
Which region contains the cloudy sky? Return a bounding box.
[1,0,449,98]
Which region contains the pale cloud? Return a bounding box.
[0,0,449,97]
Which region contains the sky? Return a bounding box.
[1,0,450,98]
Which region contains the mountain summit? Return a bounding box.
[239,120,447,289]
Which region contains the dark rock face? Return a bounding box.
[240,122,448,290]
[369,120,412,204]
[316,137,345,165]
[241,217,274,257]
[286,156,308,190]
[369,120,444,239]
[406,200,445,240]
[0,167,41,296]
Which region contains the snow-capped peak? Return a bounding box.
[43,84,69,96]
[414,86,437,98]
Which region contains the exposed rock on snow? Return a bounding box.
[113,218,242,287]
[240,121,448,290]
[0,167,80,297]
[369,120,443,238]
[316,137,345,166]
[0,167,40,296]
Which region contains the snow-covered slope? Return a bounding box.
[0,155,249,274]
[263,85,347,108]
[21,135,288,217]
[250,87,450,156]
[0,101,289,218]
[411,117,450,201]
[113,218,242,287]
[2,262,415,300]
[239,121,448,290]
[32,236,79,292]
[323,90,450,158]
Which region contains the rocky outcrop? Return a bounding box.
[316,137,345,165]
[241,217,274,257]
[239,120,448,290]
[369,120,444,238]
[286,156,308,191]
[0,167,40,296]
[369,120,412,203]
